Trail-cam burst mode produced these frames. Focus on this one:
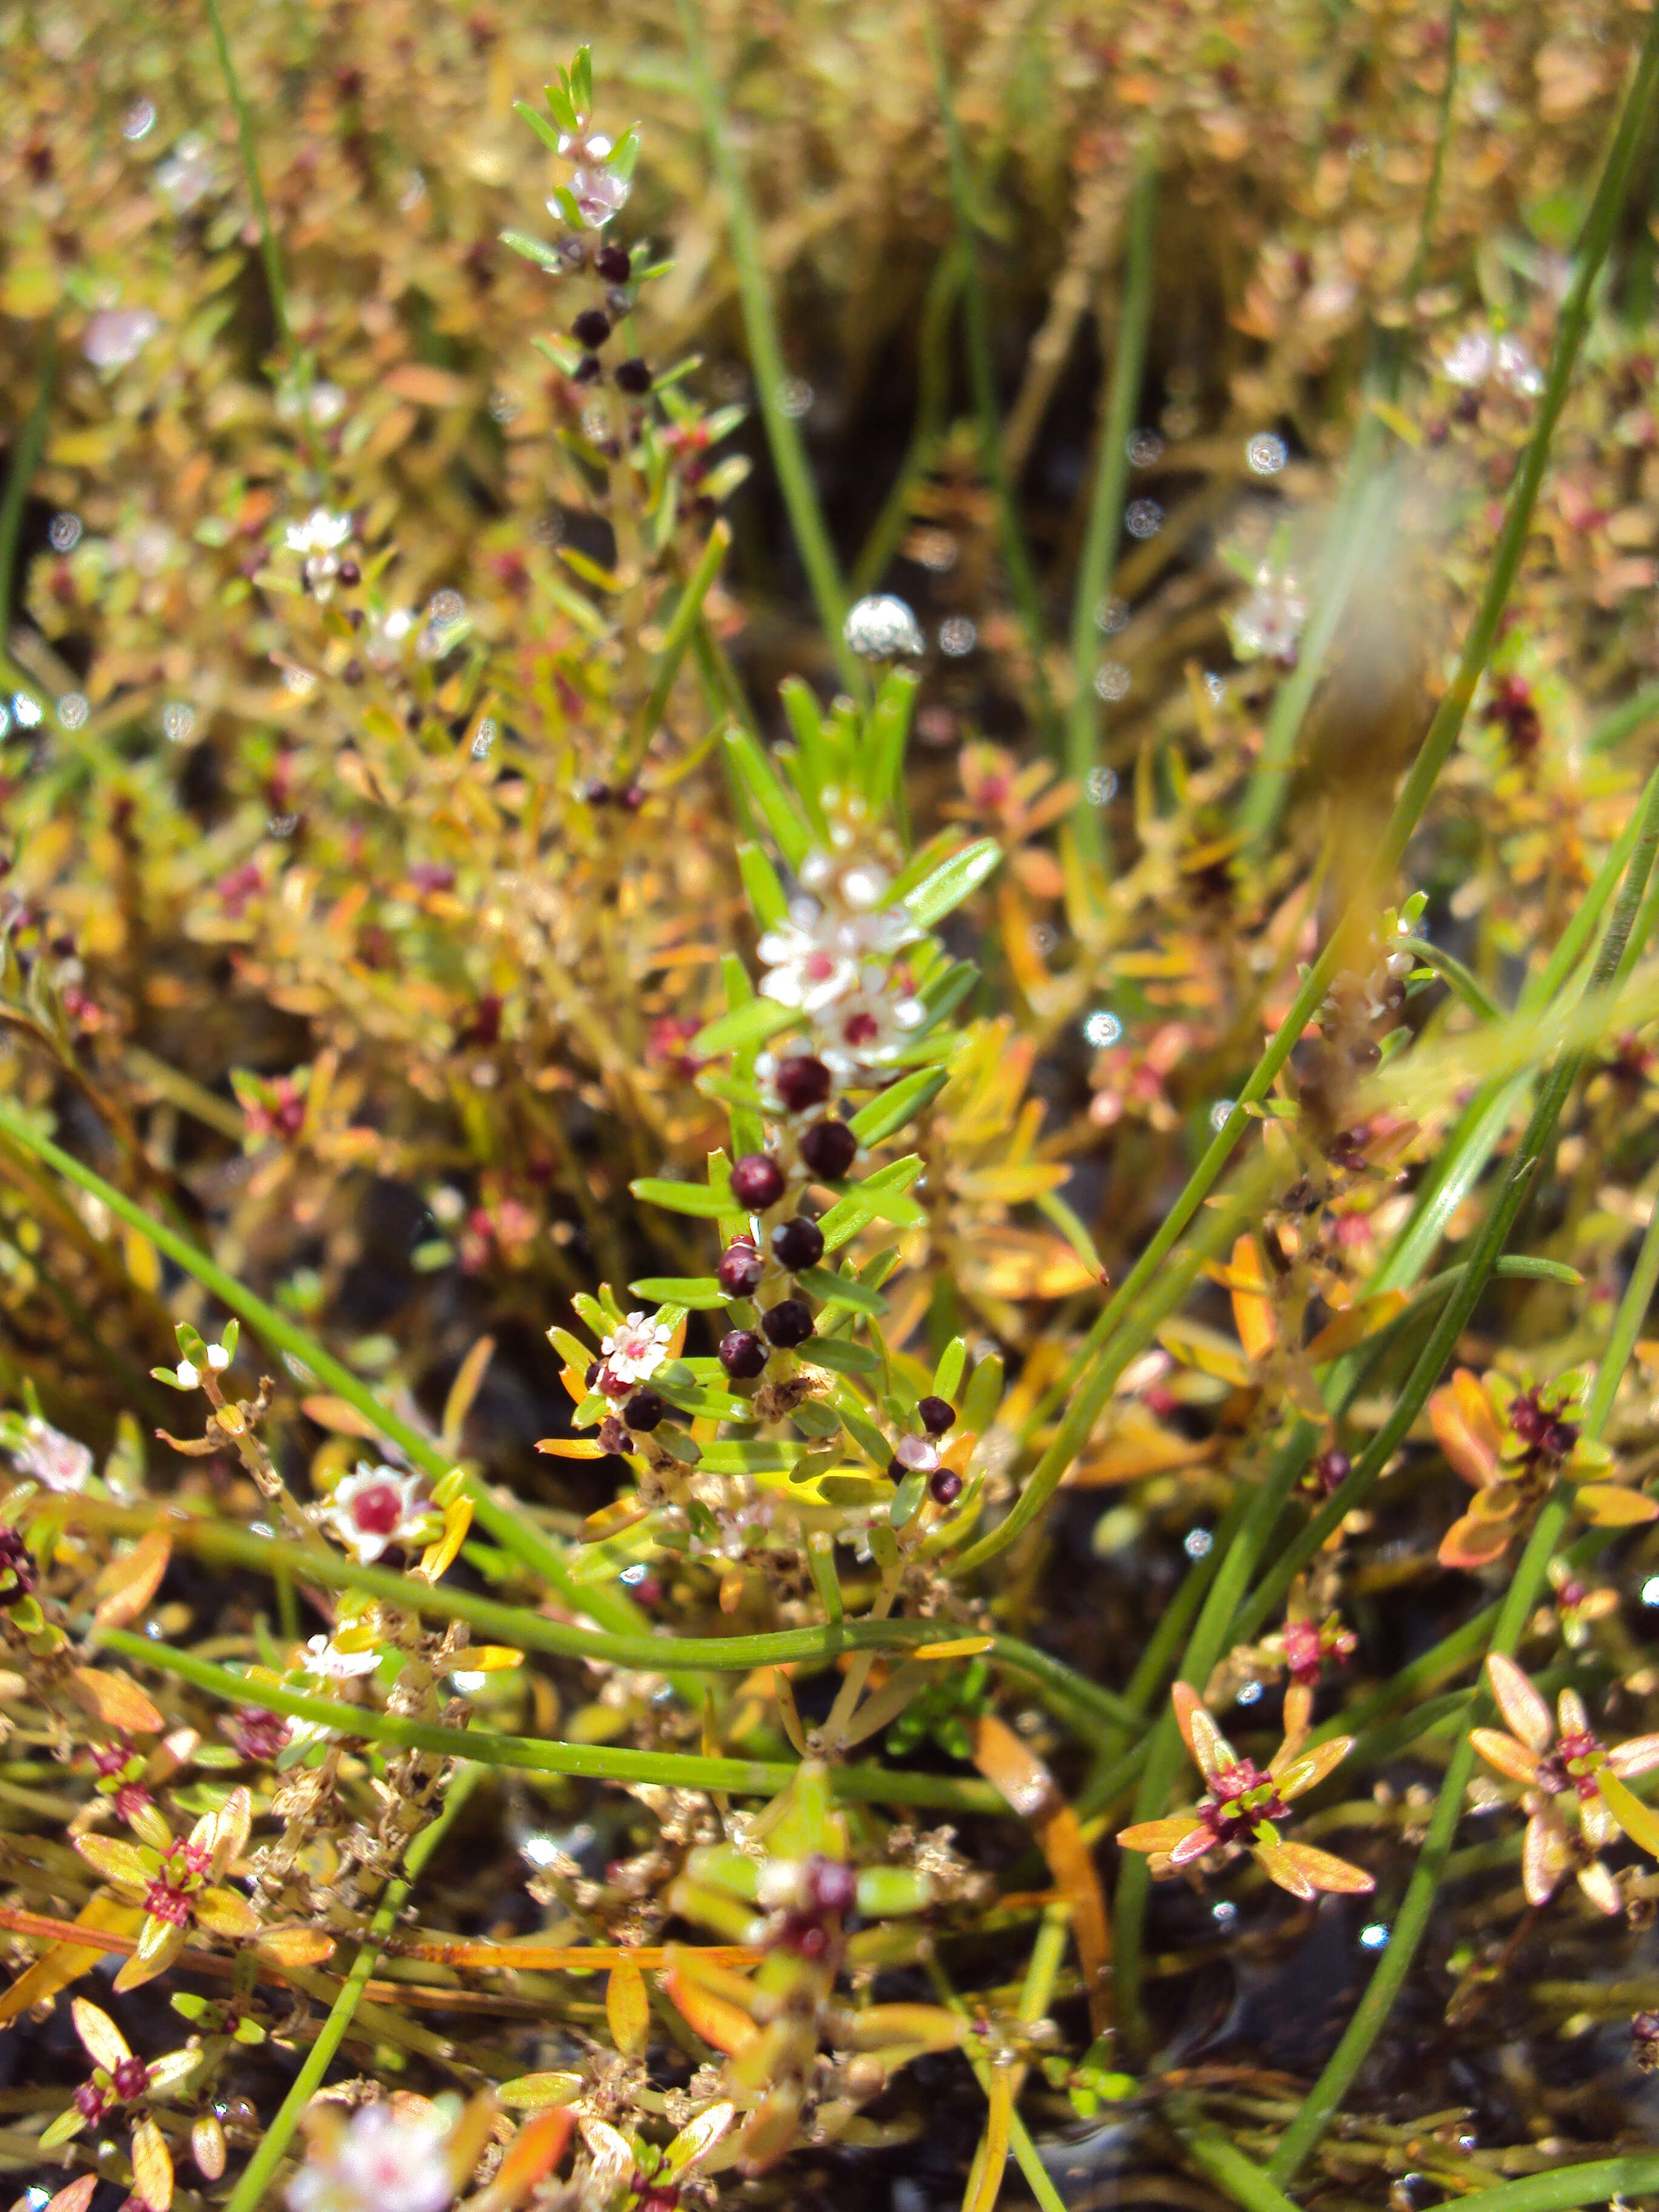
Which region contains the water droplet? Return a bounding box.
[1127,429,1164,468]
[1184,1527,1213,1558]
[471,719,497,759]
[155,135,216,210]
[56,693,87,730]
[1642,1575,1659,1606]
[1094,662,1131,702]
[283,667,317,697]
[13,694,43,728]
[121,98,155,140]
[1083,1010,1122,1048]
[776,376,813,420]
[1095,595,1128,635]
[427,589,465,625]
[398,169,427,212]
[1247,431,1287,475]
[1212,1900,1238,1925]
[1029,923,1056,956]
[1359,1922,1390,1950]
[1085,766,1118,805]
[843,593,924,660]
[1210,1099,1235,1131]
[48,512,82,552]
[161,702,194,743]
[82,307,160,370]
[939,614,976,657]
[0,705,11,737]
[618,1561,651,1585]
[1125,498,1163,540]
[1205,672,1225,702]
[267,814,298,838]
[910,527,957,572]
[1237,1680,1263,1705]
[488,389,520,424]
[580,401,609,442]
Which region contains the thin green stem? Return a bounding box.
[202,0,323,477]
[0,1095,652,1646]
[70,1499,1133,1736]
[956,0,1659,1577]
[927,9,1061,751]
[850,244,967,599]
[98,1628,1006,1814]
[1423,2159,1659,2212]
[616,517,731,779]
[222,1766,480,2212]
[1067,149,1156,868]
[1396,932,1505,1024]
[1267,1046,1659,2183]
[674,0,860,694]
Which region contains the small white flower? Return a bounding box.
[286,2100,456,2212]
[598,1312,673,1387]
[155,135,218,211]
[284,509,354,599]
[82,307,159,370]
[175,1359,201,1390]
[300,1635,381,1683]
[206,1344,230,1372]
[568,166,629,227]
[12,1418,93,1495]
[318,1464,433,1564]
[1228,566,1307,665]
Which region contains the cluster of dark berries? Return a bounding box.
[1507,1390,1579,1468]
[568,243,652,392]
[773,1056,859,1180]
[581,779,646,811]
[0,1524,36,1602]
[884,1396,961,1504]
[584,1359,666,1433]
[1483,672,1543,761]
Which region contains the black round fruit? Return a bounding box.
[929,1468,964,1507]
[731,1153,786,1210]
[595,244,631,283]
[799,1118,856,1180]
[917,1395,956,1435]
[719,1329,768,1379]
[572,354,603,383]
[773,1216,825,1272]
[572,308,612,349]
[624,1389,665,1432]
[338,558,361,587]
[774,1055,832,1113]
[717,1239,765,1296]
[762,1298,814,1349]
[615,357,652,395]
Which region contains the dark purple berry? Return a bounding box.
[773,1216,824,1272]
[337,558,360,587]
[929,1468,964,1507]
[717,1238,765,1296]
[572,308,612,349]
[917,1395,956,1435]
[619,783,646,811]
[719,1329,768,1379]
[572,354,603,384]
[74,2083,106,2124]
[799,1118,856,1180]
[731,1153,786,1210]
[585,1361,600,1387]
[615,357,652,395]
[803,1854,857,1915]
[581,780,612,806]
[774,1054,832,1112]
[595,244,631,283]
[624,1390,665,1432]
[762,1298,814,1349]
[1313,1449,1350,1495]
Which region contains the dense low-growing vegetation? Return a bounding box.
[5,1,1659,2207]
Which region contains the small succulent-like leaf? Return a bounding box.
[497,2073,583,2111]
[71,1669,164,1737]
[92,1531,172,1631]
[132,2113,175,2212]
[1116,1815,1204,1855]
[1259,1840,1374,1897]
[1438,1512,1515,1570]
[1486,1654,1554,1754]
[1468,1727,1540,1785]
[662,2099,736,2179]
[1577,1858,1622,1916]
[1171,1681,1236,1781]
[74,1834,156,1895]
[1227,1236,1276,1364]
[1574,1482,1659,1527]
[1597,1768,1659,1858]
[70,1996,131,2070]
[113,1917,188,1992]
[1521,1808,1570,1906]
[1430,1370,1503,1487]
[193,1886,260,1939]
[605,1957,650,2060]
[1273,1735,1353,1798]
[253,1924,336,1966]
[1609,1734,1659,1778]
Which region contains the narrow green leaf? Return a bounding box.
[795,1266,889,1316]
[861,667,921,808]
[629,1178,732,1218]
[629,1276,727,1309]
[692,997,799,1057]
[848,1067,949,1146]
[607,125,643,180]
[500,227,566,272]
[933,1336,967,1399]
[697,1440,803,1474]
[804,1335,882,1375]
[724,729,809,869]
[900,837,1003,928]
[737,842,789,930]
[545,79,579,133]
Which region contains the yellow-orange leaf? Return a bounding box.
[662,1959,758,2056]
[132,2115,175,2211]
[92,1531,172,1631]
[973,1717,1110,2032]
[492,2108,575,2203]
[0,1897,144,2025]
[1228,1236,1277,1363]
[71,1668,163,1735]
[606,1958,650,2059]
[254,1925,337,1968]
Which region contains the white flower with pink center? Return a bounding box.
[300,1635,382,1683]
[598,1312,672,1389]
[12,1416,93,1494]
[318,1464,434,1564]
[286,2100,456,2212]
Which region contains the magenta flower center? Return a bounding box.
[351,1483,405,1538]
[1537,1727,1604,1800]
[1199,1758,1289,1838]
